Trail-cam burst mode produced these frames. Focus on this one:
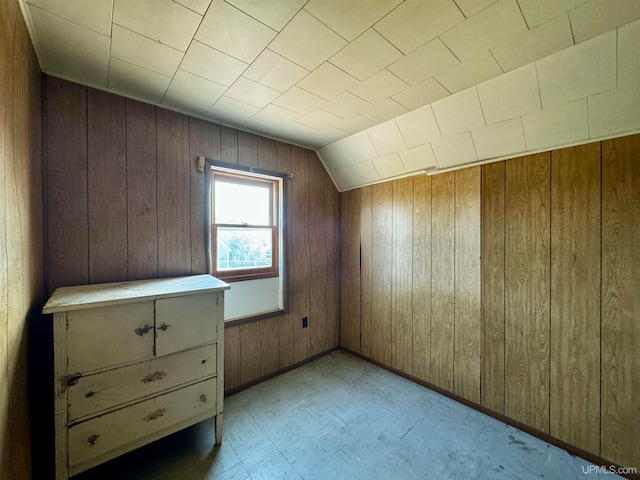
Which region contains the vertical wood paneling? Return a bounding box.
[257,137,277,171]
[224,325,241,391]
[276,142,296,369]
[220,126,238,164]
[87,90,127,284]
[431,172,455,391]
[392,178,413,373]
[188,118,220,275]
[156,109,191,277]
[238,131,258,168]
[359,186,373,358]
[412,176,431,383]
[1,6,43,478]
[126,100,157,280]
[481,162,505,413]
[291,146,310,362]
[324,172,340,350]
[454,167,481,403]
[550,143,601,454]
[370,182,392,365]
[341,189,361,352]
[260,317,280,376]
[308,153,328,356]
[601,135,640,468]
[505,153,550,433]
[239,322,261,385]
[45,78,88,293]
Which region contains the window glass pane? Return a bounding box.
[217,227,272,271]
[215,180,270,225]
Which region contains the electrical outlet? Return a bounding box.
[302,317,308,328]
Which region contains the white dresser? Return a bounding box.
[42,274,230,479]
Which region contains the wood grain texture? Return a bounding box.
[45,77,89,293]
[392,178,413,373]
[370,182,392,365]
[126,100,158,280]
[239,322,261,385]
[87,89,128,284]
[324,169,341,350]
[412,176,431,383]
[505,153,550,433]
[308,153,328,356]
[550,143,601,454]
[189,117,220,275]
[156,108,191,277]
[430,172,455,391]
[481,162,506,413]
[359,186,373,358]
[276,142,296,369]
[1,6,43,478]
[257,137,277,172]
[454,167,481,404]
[224,325,241,391]
[601,134,640,468]
[341,189,361,352]
[291,146,310,362]
[220,126,238,164]
[260,317,280,376]
[237,131,258,168]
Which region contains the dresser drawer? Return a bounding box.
[68,377,217,468]
[155,293,218,356]
[67,301,155,373]
[67,344,217,422]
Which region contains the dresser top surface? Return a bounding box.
[43,275,230,314]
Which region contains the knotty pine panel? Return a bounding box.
[359,186,373,358]
[126,100,158,281]
[392,178,414,373]
[430,172,455,391]
[1,5,43,478]
[412,176,431,383]
[505,153,551,433]
[550,144,601,455]
[481,162,506,414]
[601,134,640,468]
[87,89,128,284]
[453,167,481,404]
[370,182,392,365]
[156,108,191,277]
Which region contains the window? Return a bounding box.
[211,168,280,283]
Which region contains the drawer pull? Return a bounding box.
[134,324,152,336]
[85,391,95,398]
[87,434,100,446]
[143,408,167,422]
[158,322,171,331]
[200,395,207,404]
[141,371,167,383]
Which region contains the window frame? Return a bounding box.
[211,170,279,282]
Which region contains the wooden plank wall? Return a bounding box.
[340,134,640,469]
[0,1,44,478]
[43,77,341,395]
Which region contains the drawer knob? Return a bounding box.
[87,434,100,446]
[158,322,171,331]
[200,395,207,404]
[134,324,152,336]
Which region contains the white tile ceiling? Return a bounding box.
[19,0,640,191]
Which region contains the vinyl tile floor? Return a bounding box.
[75,350,622,480]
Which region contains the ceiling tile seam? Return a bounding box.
[567,5,577,45]
[345,68,408,104]
[486,48,506,76]
[532,61,544,124]
[107,56,174,81]
[171,0,207,16]
[300,7,352,43]
[514,0,531,30]
[112,23,187,54]
[473,86,489,127]
[467,131,480,164]
[220,0,279,34]
[26,2,112,38]
[518,115,530,151]
[451,0,469,20]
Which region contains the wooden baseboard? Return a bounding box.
[223,346,339,397]
[341,347,639,480]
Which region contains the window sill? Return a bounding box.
[224,309,286,327]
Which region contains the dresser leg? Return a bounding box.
[215,413,223,445]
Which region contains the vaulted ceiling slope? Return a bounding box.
[19,0,640,191]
